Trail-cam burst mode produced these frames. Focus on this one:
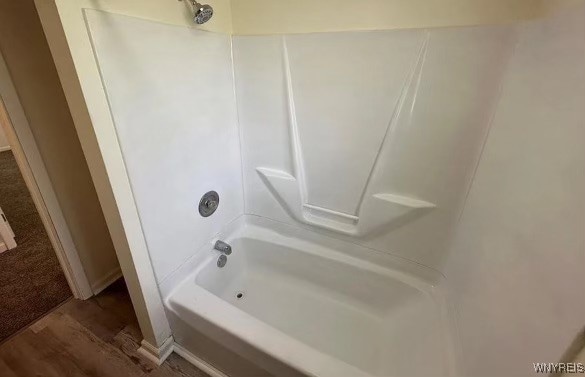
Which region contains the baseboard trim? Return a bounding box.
[137,336,174,366]
[0,146,11,152]
[173,343,228,377]
[91,267,122,295]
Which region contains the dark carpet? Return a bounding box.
[0,150,71,343]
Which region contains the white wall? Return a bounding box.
[231,0,542,35]
[37,0,547,36]
[0,125,9,151]
[85,10,243,284]
[233,25,514,270]
[49,0,232,33]
[444,4,585,376]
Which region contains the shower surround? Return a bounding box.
[84,5,585,376]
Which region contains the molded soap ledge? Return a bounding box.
[256,167,435,237]
[253,35,436,237]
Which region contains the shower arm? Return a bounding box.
[181,0,198,12]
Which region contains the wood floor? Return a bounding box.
[0,279,209,377]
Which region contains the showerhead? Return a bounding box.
[190,1,214,24]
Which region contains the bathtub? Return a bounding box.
[162,216,458,377]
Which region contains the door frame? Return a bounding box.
[0,205,17,252]
[0,52,93,299]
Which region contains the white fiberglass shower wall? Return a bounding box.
[446,6,585,375]
[233,27,513,267]
[85,12,243,283]
[81,3,585,376]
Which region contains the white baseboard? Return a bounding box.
[173,343,228,377]
[91,266,122,295]
[137,336,174,366]
[0,146,11,152]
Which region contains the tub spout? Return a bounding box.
[214,240,232,255]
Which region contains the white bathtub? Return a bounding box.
[162,216,459,377]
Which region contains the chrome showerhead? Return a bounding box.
[189,1,214,24]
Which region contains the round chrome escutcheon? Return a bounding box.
[199,190,219,217]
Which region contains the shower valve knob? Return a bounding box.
[198,191,219,217]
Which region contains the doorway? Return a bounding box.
[0,131,71,342]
